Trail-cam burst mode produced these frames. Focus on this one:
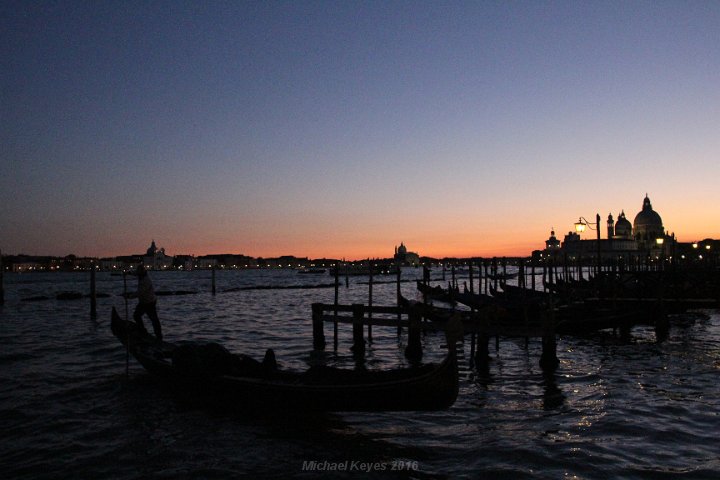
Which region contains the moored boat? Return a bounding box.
[328,264,392,276]
[111,308,458,411]
[297,268,326,274]
[416,280,457,304]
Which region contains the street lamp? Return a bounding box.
[574,218,589,233]
[574,213,602,275]
[655,237,665,270]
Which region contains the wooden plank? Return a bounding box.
[320,314,547,337]
[321,314,410,328]
[316,303,405,315]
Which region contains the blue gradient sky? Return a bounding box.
[2,1,719,259]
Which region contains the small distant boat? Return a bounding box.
[297,268,326,275]
[111,308,458,411]
[328,265,392,277]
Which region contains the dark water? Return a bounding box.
[1,270,719,479]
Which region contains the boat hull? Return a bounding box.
[111,308,458,412]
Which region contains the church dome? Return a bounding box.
[146,240,158,256]
[615,210,632,237]
[633,195,663,231]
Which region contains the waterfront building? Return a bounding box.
[12,261,44,273]
[633,195,666,250]
[545,230,561,251]
[394,242,420,266]
[542,194,675,262]
[99,258,123,271]
[143,240,173,270]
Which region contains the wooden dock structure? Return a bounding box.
[309,253,720,372]
[311,301,560,370]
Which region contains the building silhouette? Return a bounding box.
[543,194,674,261]
[394,242,420,266]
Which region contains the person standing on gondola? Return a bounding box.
[133,264,162,341]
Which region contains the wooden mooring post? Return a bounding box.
[654,284,669,342]
[469,262,474,292]
[211,265,216,296]
[539,290,559,371]
[492,257,499,291]
[468,261,476,362]
[312,303,326,350]
[531,256,536,291]
[422,266,430,305]
[0,248,5,306]
[368,260,373,343]
[334,265,339,349]
[396,264,402,336]
[351,303,366,355]
[90,264,97,319]
[475,314,490,368]
[478,258,484,295]
[123,272,130,376]
[405,304,422,362]
[484,260,489,295]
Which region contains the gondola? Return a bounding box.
[416,280,457,303]
[111,308,458,412]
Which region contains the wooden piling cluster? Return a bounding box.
[312,302,424,361]
[212,265,216,296]
[307,253,717,371]
[310,300,558,369]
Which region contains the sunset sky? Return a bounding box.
[2,1,719,260]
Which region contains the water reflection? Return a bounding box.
[2,270,720,478]
[541,372,565,411]
[473,361,493,387]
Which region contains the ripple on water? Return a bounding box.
[1,270,720,478]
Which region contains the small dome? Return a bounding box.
[615,211,632,237]
[546,229,560,249]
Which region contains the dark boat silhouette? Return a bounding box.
[111,307,458,411]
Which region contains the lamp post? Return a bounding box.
[706,244,712,267]
[656,237,665,270]
[574,213,602,276]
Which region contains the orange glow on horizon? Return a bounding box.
[7,194,720,260]
[13,227,720,261]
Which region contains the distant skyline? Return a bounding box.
[2,1,719,260]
